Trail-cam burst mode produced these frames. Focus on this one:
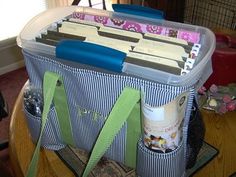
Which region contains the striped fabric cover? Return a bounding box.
[23,49,195,177]
[137,139,185,177]
[24,106,65,150]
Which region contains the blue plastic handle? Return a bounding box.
[56,40,126,72]
[112,4,164,19]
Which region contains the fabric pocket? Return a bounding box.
[24,106,65,150]
[137,139,185,177]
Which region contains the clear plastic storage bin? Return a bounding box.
[17,6,215,88]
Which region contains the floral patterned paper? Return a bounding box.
[71,12,201,43]
[123,21,142,32]
[146,25,163,34]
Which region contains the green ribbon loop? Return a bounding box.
[26,71,75,177]
[82,87,141,177]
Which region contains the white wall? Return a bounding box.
[0,38,24,75]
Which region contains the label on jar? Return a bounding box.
[142,91,189,153]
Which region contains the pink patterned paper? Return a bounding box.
[94,15,109,24]
[146,25,164,34]
[72,12,200,43]
[178,30,200,44]
[122,21,142,32]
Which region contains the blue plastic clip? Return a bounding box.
[56,40,126,73]
[112,4,164,20]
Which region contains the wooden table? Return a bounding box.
[194,110,236,177]
[9,84,236,177]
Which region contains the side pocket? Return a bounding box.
[137,139,185,177]
[186,99,205,169]
[24,106,65,150]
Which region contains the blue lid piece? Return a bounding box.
[112,4,164,20]
[56,40,126,73]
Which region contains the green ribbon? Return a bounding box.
[26,71,75,177]
[82,87,140,177]
[125,102,141,168]
[53,76,75,147]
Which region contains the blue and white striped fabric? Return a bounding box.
[24,106,65,150]
[23,49,195,177]
[137,139,185,177]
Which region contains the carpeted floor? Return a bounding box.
[0,67,28,176]
[0,67,28,140]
